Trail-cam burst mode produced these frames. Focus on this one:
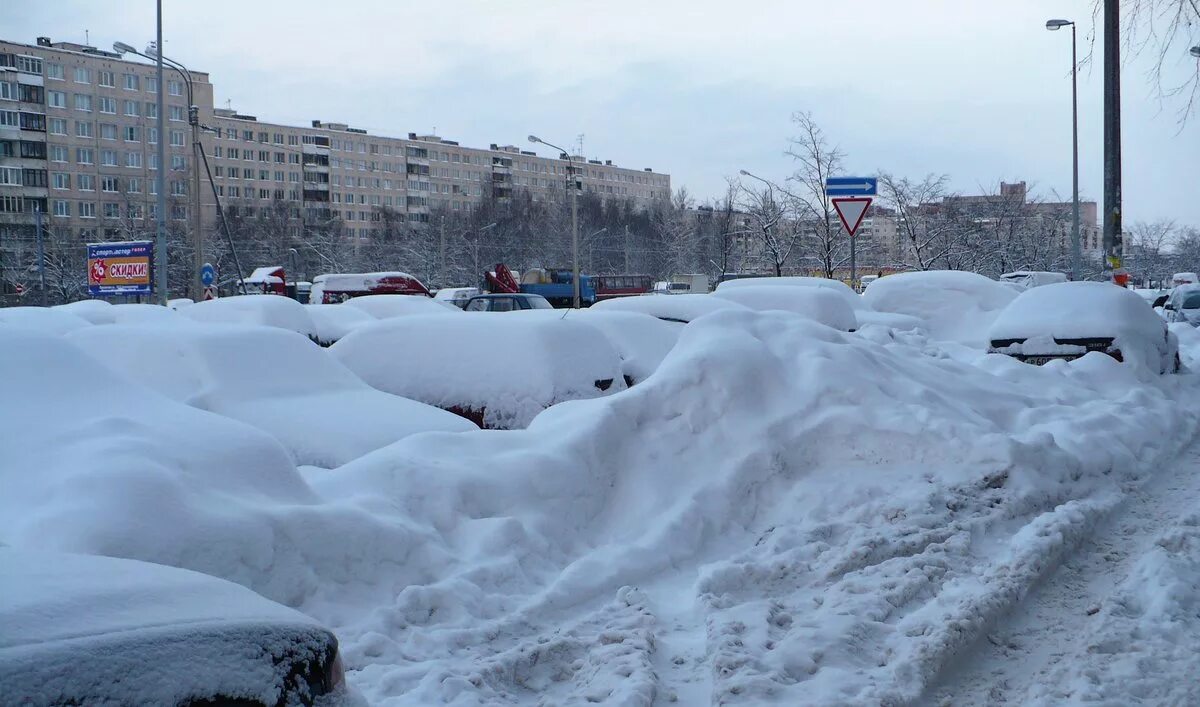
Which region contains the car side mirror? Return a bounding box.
[1164,302,1176,311]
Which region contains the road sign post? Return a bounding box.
[827,177,877,288]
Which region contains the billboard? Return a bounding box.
[87,241,154,297]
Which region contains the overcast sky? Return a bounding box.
[6,0,1197,224]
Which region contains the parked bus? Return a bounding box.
[594,275,652,300]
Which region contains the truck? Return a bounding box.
[486,264,596,308]
[309,272,431,303]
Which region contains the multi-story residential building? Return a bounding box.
[0,34,670,297]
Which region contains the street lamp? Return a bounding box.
[113,39,204,300]
[1047,18,1082,280]
[529,134,582,307]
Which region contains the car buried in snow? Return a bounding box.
[987,281,1180,374]
[0,549,349,707]
[1164,284,1200,327]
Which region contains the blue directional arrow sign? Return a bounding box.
[200,262,216,287]
[825,177,877,196]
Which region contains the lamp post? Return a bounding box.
[115,40,203,301]
[529,134,581,307]
[1046,19,1082,281]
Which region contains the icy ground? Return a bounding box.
[2,303,1199,706]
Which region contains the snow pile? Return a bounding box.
[1172,321,1200,369]
[67,323,474,467]
[307,304,376,345]
[0,548,352,707]
[54,299,116,324]
[177,295,317,340]
[571,310,683,384]
[591,293,748,322]
[0,328,464,610]
[0,306,93,335]
[308,309,1196,704]
[713,285,858,331]
[863,270,1016,346]
[331,314,625,428]
[716,275,864,310]
[341,294,460,319]
[108,303,189,325]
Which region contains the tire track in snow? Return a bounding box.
[921,442,1200,706]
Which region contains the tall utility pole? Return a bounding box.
[439,216,446,288]
[189,106,202,299]
[34,204,46,306]
[1103,0,1123,282]
[528,135,582,307]
[154,0,168,304]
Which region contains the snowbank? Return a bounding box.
[331,314,624,428]
[0,306,93,335]
[571,309,683,384]
[341,294,460,319]
[716,275,864,310]
[590,293,748,322]
[307,304,376,345]
[713,285,858,331]
[53,299,116,324]
[0,328,440,608]
[863,270,1016,346]
[0,548,347,707]
[67,323,474,468]
[177,295,317,340]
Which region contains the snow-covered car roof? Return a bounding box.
[342,294,460,318]
[176,294,317,340]
[243,265,286,283]
[862,270,1017,346]
[433,287,480,300]
[0,306,94,335]
[68,322,474,467]
[0,548,339,707]
[509,309,683,385]
[715,275,865,310]
[331,313,625,429]
[712,285,858,331]
[306,302,377,344]
[989,282,1165,342]
[590,293,748,322]
[53,299,116,324]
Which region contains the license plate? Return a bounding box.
[1021,355,1060,366]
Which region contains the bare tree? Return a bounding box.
[877,173,959,271]
[785,112,849,278]
[735,179,796,277]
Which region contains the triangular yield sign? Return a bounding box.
[832,197,872,237]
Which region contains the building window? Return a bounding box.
[102,176,119,192]
[0,109,16,128]
[126,177,142,193]
[147,127,158,144]
[168,80,183,96]
[258,169,269,180]
[169,105,183,122]
[46,63,64,80]
[100,123,117,140]
[0,166,20,186]
[76,120,93,138]
[274,170,284,182]
[19,112,45,131]
[171,180,186,196]
[227,147,239,159]
[149,154,158,170]
[54,200,70,217]
[171,204,186,220]
[76,174,94,192]
[47,90,66,108]
[170,129,185,147]
[147,77,157,93]
[98,70,115,87]
[101,150,117,166]
[99,96,118,114]
[75,94,93,112]
[78,202,96,218]
[124,126,140,142]
[171,155,186,171]
[274,152,284,163]
[242,130,253,141]
[145,102,157,119]
[124,100,139,117]
[123,73,140,91]
[243,168,252,179]
[128,203,143,219]
[103,202,120,219]
[50,145,68,162]
[52,172,70,189]
[74,67,91,84]
[287,134,298,146]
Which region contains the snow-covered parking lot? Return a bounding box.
[2,285,1199,706]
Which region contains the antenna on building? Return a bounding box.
[225,99,232,111]
[85,29,90,45]
[576,134,585,159]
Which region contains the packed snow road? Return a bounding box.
[923,442,1200,707]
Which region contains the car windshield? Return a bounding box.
[527,297,553,310]
[1182,293,1200,309]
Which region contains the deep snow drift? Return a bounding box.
[2,298,1198,706]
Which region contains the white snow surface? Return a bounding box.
[570,309,683,384]
[0,548,350,707]
[341,294,460,319]
[713,285,858,331]
[0,306,93,334]
[53,298,116,323]
[178,294,318,339]
[590,292,748,322]
[66,322,475,468]
[4,304,1200,706]
[863,270,1017,346]
[331,314,625,428]
[307,303,377,345]
[715,275,865,311]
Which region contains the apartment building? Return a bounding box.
[0,36,215,246]
[1,33,670,269]
[206,111,671,243]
